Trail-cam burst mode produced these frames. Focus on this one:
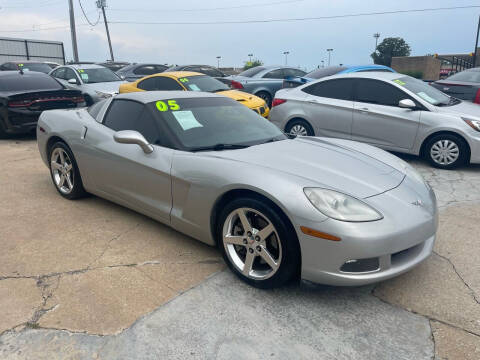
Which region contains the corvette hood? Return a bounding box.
[207,137,406,198]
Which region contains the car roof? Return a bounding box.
[0,70,48,78]
[160,71,203,78]
[2,60,47,64]
[341,64,395,72]
[115,90,222,103]
[67,64,106,69]
[328,71,403,81]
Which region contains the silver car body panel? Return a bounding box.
[269,72,480,164]
[37,91,437,286]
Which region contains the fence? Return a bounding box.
[0,37,65,64]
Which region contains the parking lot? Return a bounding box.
[0,135,479,359]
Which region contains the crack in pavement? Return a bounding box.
[428,320,436,360]
[433,251,480,305]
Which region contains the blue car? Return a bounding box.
[282,65,396,88]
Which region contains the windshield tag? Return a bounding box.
[393,79,406,86]
[179,78,189,83]
[187,84,201,91]
[172,110,203,131]
[80,73,89,80]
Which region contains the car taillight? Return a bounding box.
[71,96,85,103]
[474,89,480,104]
[230,80,244,89]
[8,99,31,107]
[271,98,287,107]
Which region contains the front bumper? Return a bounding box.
[298,177,438,286]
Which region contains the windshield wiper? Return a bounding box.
[190,143,251,152]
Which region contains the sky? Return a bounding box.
[0,0,479,71]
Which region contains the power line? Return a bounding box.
[108,0,305,13]
[1,4,479,32]
[78,0,100,26]
[106,5,480,26]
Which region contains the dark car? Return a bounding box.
[116,63,169,82]
[97,61,130,73]
[0,71,85,137]
[166,65,228,78]
[0,61,53,74]
[430,67,480,104]
[282,65,396,88]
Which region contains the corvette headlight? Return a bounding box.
[462,117,480,132]
[95,91,112,99]
[304,188,383,222]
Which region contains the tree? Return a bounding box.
[243,59,263,70]
[371,37,411,67]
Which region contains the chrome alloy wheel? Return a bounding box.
[430,140,460,166]
[289,124,308,136]
[222,207,282,280]
[50,148,74,194]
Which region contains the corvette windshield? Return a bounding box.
[393,76,451,106]
[180,75,229,92]
[148,97,285,150]
[76,67,121,83]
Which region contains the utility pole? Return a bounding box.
[373,33,380,52]
[97,0,114,61]
[473,16,480,67]
[248,53,253,63]
[321,60,324,68]
[68,0,79,62]
[283,51,289,65]
[327,49,333,66]
[216,56,221,68]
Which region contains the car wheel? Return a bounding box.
[0,117,9,139]
[217,197,300,289]
[424,134,468,169]
[285,119,314,136]
[255,91,272,107]
[49,141,87,199]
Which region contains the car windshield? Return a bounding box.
[148,97,285,150]
[180,75,229,92]
[76,67,121,83]
[392,76,451,106]
[446,70,480,83]
[0,74,62,91]
[238,66,266,77]
[19,63,52,74]
[306,66,346,79]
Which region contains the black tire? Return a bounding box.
[424,133,469,169]
[217,196,300,289]
[285,118,315,136]
[48,141,87,199]
[0,117,9,139]
[255,91,272,107]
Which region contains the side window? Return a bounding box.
[137,77,183,91]
[154,65,167,73]
[200,67,222,77]
[137,77,158,91]
[103,100,159,144]
[64,68,77,81]
[284,68,306,77]
[4,63,17,70]
[52,67,66,79]
[262,69,285,79]
[133,65,157,76]
[355,79,410,107]
[302,79,354,101]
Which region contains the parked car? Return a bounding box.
[282,65,395,88]
[224,66,307,106]
[269,72,480,169]
[119,71,269,118]
[430,67,480,103]
[97,61,130,73]
[116,63,169,82]
[0,71,84,137]
[0,61,52,74]
[166,65,228,78]
[37,91,437,288]
[44,62,61,70]
[49,64,126,105]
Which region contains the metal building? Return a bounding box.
[0,37,65,64]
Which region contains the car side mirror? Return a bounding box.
[113,130,153,154]
[68,78,78,85]
[119,74,126,80]
[399,99,416,109]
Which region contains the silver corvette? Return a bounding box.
[37,91,438,288]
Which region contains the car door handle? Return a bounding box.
[357,107,369,113]
[308,99,320,104]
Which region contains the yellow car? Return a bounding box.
[119,71,269,118]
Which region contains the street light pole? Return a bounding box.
[248,53,253,63]
[327,49,333,66]
[473,16,480,67]
[97,0,114,61]
[283,51,290,65]
[373,33,380,52]
[216,56,221,68]
[68,0,79,62]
